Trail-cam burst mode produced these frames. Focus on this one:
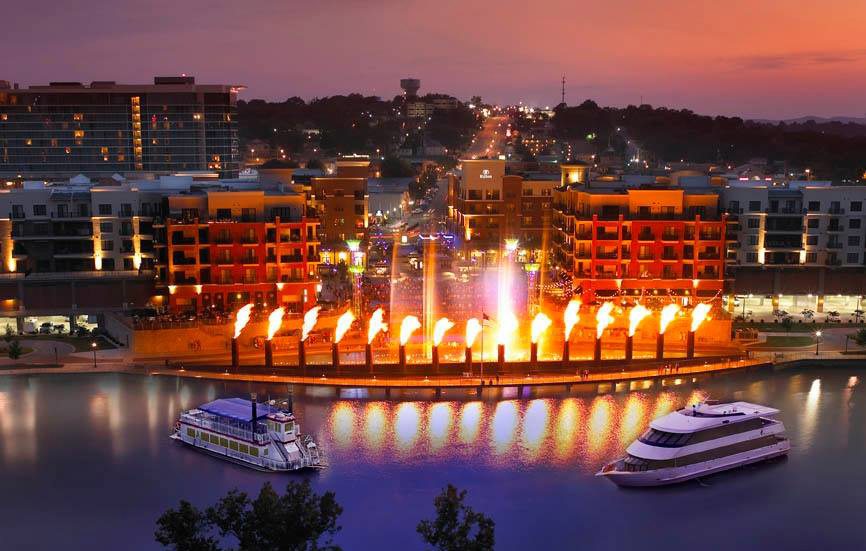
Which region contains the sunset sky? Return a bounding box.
[7,0,866,119]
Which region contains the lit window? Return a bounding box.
[64,147,71,154]
[24,138,32,146]
[100,146,109,155]
[193,113,202,120]
[0,114,7,121]
[73,113,83,121]
[73,130,84,139]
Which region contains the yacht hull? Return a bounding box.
[170,432,322,473]
[598,439,790,487]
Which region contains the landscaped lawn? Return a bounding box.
[20,335,116,351]
[735,322,866,333]
[762,335,816,347]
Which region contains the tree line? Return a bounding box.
[155,481,494,551]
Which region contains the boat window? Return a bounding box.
[250,447,259,457]
[239,443,249,454]
[229,440,239,451]
[639,429,693,447]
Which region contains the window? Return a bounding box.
[748,201,761,212]
[639,428,693,447]
[852,201,863,212]
[850,219,861,229]
[806,235,817,245]
[805,252,817,263]
[808,201,820,211]
[120,203,132,217]
[216,208,231,220]
[101,240,114,251]
[807,218,819,229]
[727,200,740,212]
[848,236,860,246]
[32,204,47,216]
[847,253,859,264]
[100,222,113,233]
[186,428,195,438]
[120,221,132,236]
[98,204,112,215]
[746,252,758,263]
[249,447,259,457]
[747,218,760,229]
[11,205,24,219]
[229,440,239,451]
[747,235,758,246]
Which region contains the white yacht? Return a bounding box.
[171,394,324,472]
[597,401,789,487]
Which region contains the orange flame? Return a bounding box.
[465,318,482,348]
[497,311,518,346]
[266,307,285,341]
[531,312,552,344]
[595,302,615,339]
[659,303,680,334]
[563,299,581,341]
[334,309,355,343]
[301,306,321,342]
[233,304,254,339]
[690,302,712,332]
[433,317,455,347]
[367,307,388,345]
[628,304,651,337]
[399,315,421,346]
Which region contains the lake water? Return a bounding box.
[0,366,864,550]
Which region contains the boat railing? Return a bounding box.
[181,413,269,445]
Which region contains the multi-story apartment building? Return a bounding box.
[311,159,370,247]
[722,180,866,312]
[552,167,727,304]
[0,76,241,179]
[154,189,320,313]
[447,159,556,255]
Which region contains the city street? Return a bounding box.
[464,114,509,159]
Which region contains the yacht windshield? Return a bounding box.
[639,428,693,447]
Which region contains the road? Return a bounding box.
[464,115,509,159]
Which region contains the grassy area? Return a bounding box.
[18,335,116,352]
[762,336,815,348]
[735,322,866,333]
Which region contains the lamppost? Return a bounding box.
[815,330,822,355]
[91,341,97,368]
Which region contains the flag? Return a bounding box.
[482,312,490,323]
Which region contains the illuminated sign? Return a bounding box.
[479,168,493,180]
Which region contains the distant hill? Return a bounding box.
[752,116,866,125]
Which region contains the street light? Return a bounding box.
[91,341,97,368]
[815,330,822,355]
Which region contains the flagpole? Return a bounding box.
[480,312,484,381]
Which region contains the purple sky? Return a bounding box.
[6,0,866,119]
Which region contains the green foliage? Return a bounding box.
[155,481,342,551]
[4,325,14,342]
[417,484,495,551]
[306,158,324,170]
[155,501,219,551]
[855,328,866,347]
[8,340,22,359]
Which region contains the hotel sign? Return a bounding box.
[480,168,493,179]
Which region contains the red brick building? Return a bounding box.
[155,189,320,313]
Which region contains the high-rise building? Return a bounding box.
[0,76,242,179]
[311,159,370,246]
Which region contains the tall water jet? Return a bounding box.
[264,307,285,370]
[687,302,711,358]
[422,235,438,358]
[657,303,680,360]
[333,309,355,370]
[562,299,581,363]
[231,303,254,370]
[299,306,320,372]
[432,317,454,373]
[530,312,552,364]
[594,302,615,362]
[465,318,482,373]
[366,307,387,372]
[399,315,421,371]
[626,304,651,361]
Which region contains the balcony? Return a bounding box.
[172,236,196,245]
[173,257,197,265]
[698,252,721,260]
[216,257,234,265]
[595,231,618,240]
[595,252,618,260]
[699,232,722,241]
[827,225,844,233]
[661,232,679,241]
[661,253,679,260]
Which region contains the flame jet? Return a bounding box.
[562,299,581,362]
[687,303,712,358]
[398,315,421,370]
[332,309,355,369]
[231,303,254,370]
[366,308,388,371]
[656,303,680,359]
[432,318,454,373]
[530,313,552,364]
[297,306,320,372]
[264,307,285,370]
[594,302,615,362]
[626,304,650,361]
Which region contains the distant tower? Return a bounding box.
[400,78,420,98]
[561,75,566,105]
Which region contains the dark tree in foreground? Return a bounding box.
[417,485,495,551]
[155,500,219,551]
[155,481,342,551]
[854,328,866,347]
[8,339,22,359]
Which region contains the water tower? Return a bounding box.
[400,78,420,98]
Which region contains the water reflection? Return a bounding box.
[428,402,453,452]
[491,401,519,455]
[458,402,482,444]
[522,399,550,460]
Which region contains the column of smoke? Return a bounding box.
[264,307,285,370]
[432,317,454,373]
[687,303,711,358]
[657,304,680,360]
[231,304,254,370]
[332,309,355,370]
[626,304,650,361]
[562,299,580,363]
[594,302,615,362]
